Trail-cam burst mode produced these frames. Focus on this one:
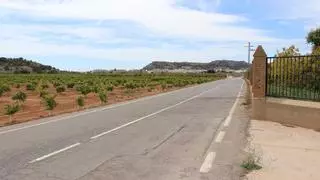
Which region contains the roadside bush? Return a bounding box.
[98,92,108,104]
[12,91,27,104]
[4,103,20,123]
[39,90,49,98]
[76,85,91,97]
[42,95,57,115]
[41,83,49,89]
[125,82,136,89]
[161,83,167,90]
[0,85,11,93]
[92,86,99,94]
[56,85,66,93]
[26,83,36,91]
[67,82,75,88]
[113,81,120,87]
[106,85,114,92]
[53,81,61,87]
[76,96,85,108]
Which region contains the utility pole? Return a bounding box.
[244,42,255,64]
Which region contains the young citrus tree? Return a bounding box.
[98,91,108,104]
[42,95,57,116]
[56,85,66,94]
[4,103,20,123]
[12,91,27,105]
[0,88,3,99]
[76,96,85,109]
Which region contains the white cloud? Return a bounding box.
[2,0,303,70]
[0,0,272,41]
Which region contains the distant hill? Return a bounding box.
[143,60,249,71]
[0,57,59,73]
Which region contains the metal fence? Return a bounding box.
[266,55,320,101]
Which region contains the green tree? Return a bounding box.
[39,90,49,98]
[0,88,3,98]
[76,96,85,109]
[4,103,20,123]
[76,85,91,97]
[307,28,320,49]
[26,83,36,91]
[0,85,11,93]
[98,92,108,104]
[106,85,114,92]
[12,91,27,104]
[42,95,57,116]
[276,45,300,57]
[56,85,66,93]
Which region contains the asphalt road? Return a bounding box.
[0,78,246,180]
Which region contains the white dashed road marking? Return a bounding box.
[29,143,81,163]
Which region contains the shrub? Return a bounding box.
[53,82,61,87]
[106,85,114,92]
[26,83,36,91]
[161,83,167,90]
[67,82,75,88]
[39,90,49,98]
[76,85,91,96]
[41,83,49,89]
[42,95,57,115]
[76,96,85,108]
[0,85,11,93]
[92,86,99,93]
[98,92,108,104]
[125,82,136,89]
[56,86,66,93]
[4,103,20,123]
[12,91,27,103]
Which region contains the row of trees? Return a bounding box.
[3,90,109,124]
[0,73,222,123]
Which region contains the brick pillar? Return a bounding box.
[252,45,267,120]
[252,45,267,98]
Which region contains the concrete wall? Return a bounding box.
[252,98,320,131]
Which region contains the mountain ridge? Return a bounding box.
[0,57,59,73]
[143,60,249,71]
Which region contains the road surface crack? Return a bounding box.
[143,124,186,155]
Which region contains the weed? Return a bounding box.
[241,148,262,172]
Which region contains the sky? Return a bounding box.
[0,0,319,71]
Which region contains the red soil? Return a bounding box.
[0,86,182,126]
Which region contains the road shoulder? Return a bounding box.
[202,80,250,180]
[246,120,320,180]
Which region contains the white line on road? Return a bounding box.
[223,82,244,127]
[0,81,222,136]
[199,80,244,173]
[90,87,217,140]
[214,131,226,143]
[200,152,216,173]
[29,143,81,163]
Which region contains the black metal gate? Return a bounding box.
[266,55,320,101]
